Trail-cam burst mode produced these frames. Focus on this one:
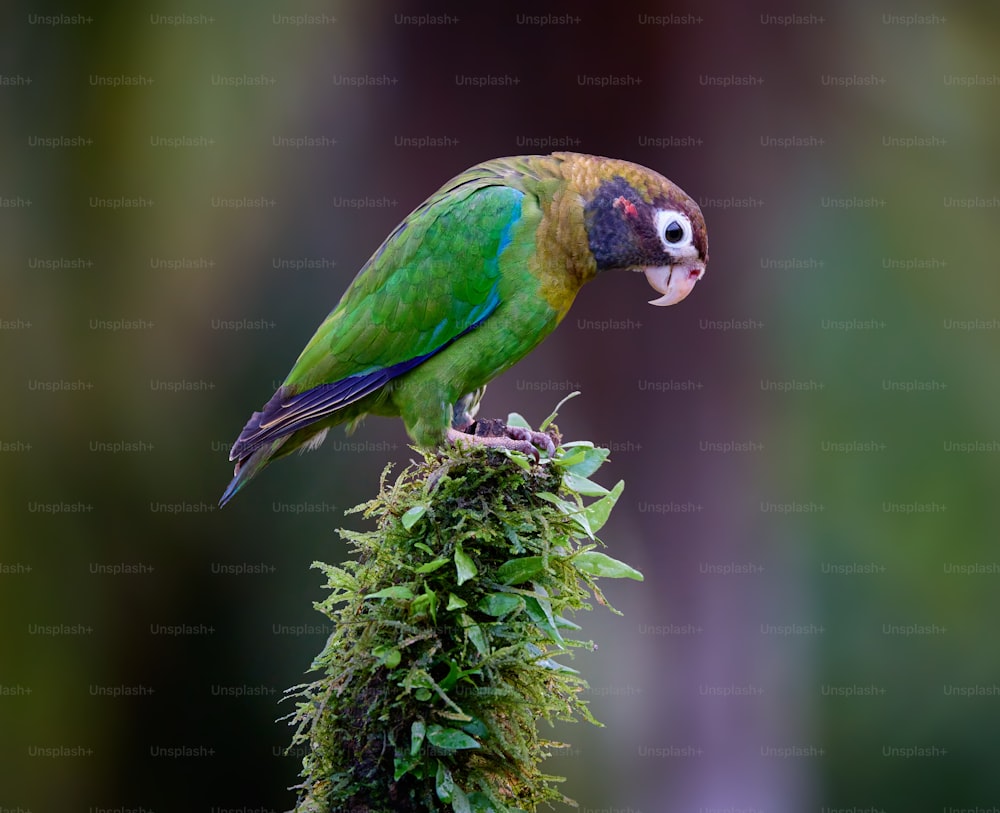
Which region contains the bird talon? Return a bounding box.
[505,426,557,457]
[446,421,556,461]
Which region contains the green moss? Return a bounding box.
[285,415,641,813]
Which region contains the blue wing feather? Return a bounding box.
[227,312,498,461]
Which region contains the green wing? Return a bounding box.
[284,153,568,392]
[228,174,528,460]
[288,181,523,388]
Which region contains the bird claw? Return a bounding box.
[503,425,557,458]
[446,420,557,461]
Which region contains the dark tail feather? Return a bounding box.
[219,437,288,507]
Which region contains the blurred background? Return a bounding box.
[2,2,998,810]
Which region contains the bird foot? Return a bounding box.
[447,419,556,461]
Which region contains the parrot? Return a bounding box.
[220,152,707,506]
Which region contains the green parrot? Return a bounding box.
[220,152,707,506]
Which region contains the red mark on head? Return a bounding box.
[613,195,639,219]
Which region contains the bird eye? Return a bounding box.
[663,220,685,243]
[654,209,693,251]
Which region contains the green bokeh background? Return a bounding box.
[2,3,998,810]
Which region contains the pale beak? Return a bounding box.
[643,262,706,307]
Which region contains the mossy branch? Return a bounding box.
[284,406,642,813]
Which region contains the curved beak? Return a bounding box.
[643,262,706,307]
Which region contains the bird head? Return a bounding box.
[581,164,708,306]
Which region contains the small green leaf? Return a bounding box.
[477,592,525,617]
[439,658,462,691]
[467,625,488,657]
[496,555,544,585]
[581,479,624,534]
[415,557,449,574]
[413,541,434,555]
[554,614,582,630]
[394,752,417,780]
[501,448,532,471]
[435,760,455,802]
[462,614,489,656]
[536,490,571,509]
[401,504,427,529]
[539,390,580,431]
[461,717,488,738]
[536,655,580,673]
[524,594,564,645]
[454,543,478,585]
[558,444,610,478]
[562,471,610,496]
[414,687,432,702]
[537,491,593,536]
[552,446,588,470]
[372,645,401,668]
[446,592,468,610]
[426,724,480,750]
[468,791,500,812]
[451,784,472,813]
[365,585,414,601]
[410,721,426,756]
[505,411,531,429]
[411,587,438,623]
[574,550,644,580]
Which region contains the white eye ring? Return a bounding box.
[655,210,693,251]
